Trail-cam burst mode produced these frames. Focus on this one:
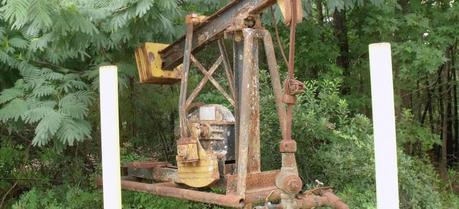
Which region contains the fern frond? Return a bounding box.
[31,85,57,98]
[56,118,91,146]
[73,91,94,105]
[0,0,30,29]
[59,94,88,119]
[32,110,63,146]
[27,0,54,32]
[44,70,64,81]
[67,12,99,35]
[0,98,27,122]
[135,0,153,17]
[23,106,54,123]
[8,36,28,49]
[0,50,17,67]
[29,33,53,52]
[0,88,24,104]
[110,12,128,29]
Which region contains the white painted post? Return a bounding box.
[369,43,400,209]
[99,65,122,209]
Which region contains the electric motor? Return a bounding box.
[187,104,235,162]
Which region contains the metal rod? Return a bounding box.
[218,39,236,100]
[191,56,235,106]
[179,21,194,138]
[287,0,297,79]
[262,30,287,140]
[121,180,244,208]
[185,55,223,108]
[296,191,349,209]
[233,38,244,167]
[285,0,299,141]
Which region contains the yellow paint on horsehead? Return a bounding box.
[134,42,181,84]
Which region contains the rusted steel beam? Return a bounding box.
[159,0,276,70]
[253,190,349,209]
[241,29,262,174]
[123,161,172,168]
[191,56,235,107]
[185,56,223,109]
[125,167,179,183]
[236,29,255,198]
[227,170,279,194]
[262,30,287,140]
[233,38,244,167]
[295,190,350,209]
[245,188,281,204]
[218,39,236,101]
[178,19,194,138]
[120,180,244,208]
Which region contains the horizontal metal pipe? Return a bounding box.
[245,188,281,203]
[296,191,349,209]
[121,180,244,208]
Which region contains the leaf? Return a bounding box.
[59,94,88,119]
[0,98,28,122]
[0,50,17,67]
[32,110,63,146]
[31,85,57,98]
[27,0,54,31]
[56,118,91,146]
[73,91,94,105]
[44,71,64,81]
[23,106,54,123]
[7,37,28,49]
[29,33,53,52]
[110,12,128,30]
[0,88,24,105]
[135,0,153,17]
[0,0,30,29]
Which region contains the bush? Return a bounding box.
[260,76,459,208]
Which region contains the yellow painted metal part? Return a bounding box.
[176,141,219,188]
[177,142,200,162]
[135,43,182,84]
[276,0,303,25]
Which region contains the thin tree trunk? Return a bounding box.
[439,65,448,179]
[451,43,458,163]
[333,8,350,94]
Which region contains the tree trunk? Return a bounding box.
[439,65,448,179]
[332,8,350,94]
[451,43,458,164]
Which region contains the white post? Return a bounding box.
[369,43,400,209]
[99,65,122,209]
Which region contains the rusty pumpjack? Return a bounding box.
[123,0,349,208]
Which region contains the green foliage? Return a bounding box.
[0,66,93,146]
[11,186,226,209]
[397,109,440,153]
[11,186,102,209]
[0,0,183,147]
[261,77,458,208]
